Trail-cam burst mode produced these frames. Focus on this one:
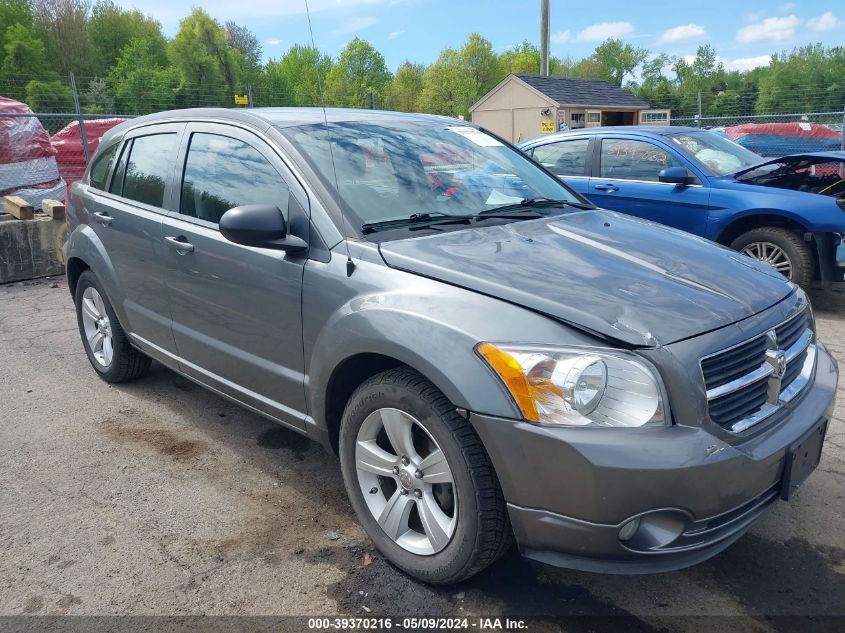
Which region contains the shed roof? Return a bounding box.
[513,74,650,108]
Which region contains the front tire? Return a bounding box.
[730,227,814,288]
[75,270,151,383]
[339,368,511,584]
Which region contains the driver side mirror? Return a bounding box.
[219,205,308,253]
[658,166,692,185]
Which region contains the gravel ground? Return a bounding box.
[1,276,843,631]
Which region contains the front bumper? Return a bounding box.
[469,343,838,574]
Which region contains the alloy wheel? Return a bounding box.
[741,241,793,279]
[354,408,457,555]
[80,286,114,367]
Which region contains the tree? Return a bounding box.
[590,39,648,86]
[324,37,392,108]
[31,0,95,76]
[82,76,114,112]
[500,41,540,75]
[1,23,57,99]
[25,78,73,111]
[168,9,240,106]
[109,37,179,113]
[225,21,262,81]
[386,61,424,112]
[419,47,475,117]
[756,44,844,114]
[262,44,332,106]
[0,0,33,52]
[460,33,502,97]
[88,0,165,76]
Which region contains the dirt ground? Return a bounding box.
[1,276,844,632]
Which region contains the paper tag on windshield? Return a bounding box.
[447,126,503,147]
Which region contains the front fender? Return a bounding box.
[303,249,609,435]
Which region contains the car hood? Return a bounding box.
[378,211,794,346]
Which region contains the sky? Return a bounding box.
[115,0,843,73]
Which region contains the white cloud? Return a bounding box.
[335,16,378,34]
[551,30,570,44]
[722,55,771,71]
[779,2,796,11]
[576,21,634,42]
[266,38,283,46]
[658,23,706,43]
[388,30,402,39]
[807,11,840,31]
[736,15,801,43]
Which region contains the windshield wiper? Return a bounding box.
[360,203,567,234]
[482,197,593,214]
[361,212,473,234]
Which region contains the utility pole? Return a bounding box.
[540,0,549,76]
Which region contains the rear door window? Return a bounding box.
[599,138,683,182]
[532,139,590,177]
[122,133,177,207]
[179,132,289,225]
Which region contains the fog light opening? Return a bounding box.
[618,517,641,542]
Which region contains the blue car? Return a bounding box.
[518,127,845,288]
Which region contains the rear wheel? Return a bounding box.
[339,368,511,584]
[75,270,151,383]
[730,227,814,289]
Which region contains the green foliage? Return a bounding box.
[590,39,648,86]
[0,0,33,51]
[387,61,424,112]
[419,47,476,118]
[108,37,179,114]
[82,76,113,112]
[756,44,845,114]
[325,37,392,108]
[168,8,240,106]
[25,78,72,111]
[0,2,842,124]
[31,0,95,76]
[89,0,166,76]
[262,44,332,106]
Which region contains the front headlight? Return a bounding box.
[477,343,667,428]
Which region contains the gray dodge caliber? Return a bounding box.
[65,108,838,583]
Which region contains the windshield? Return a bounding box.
[667,131,762,176]
[282,120,586,234]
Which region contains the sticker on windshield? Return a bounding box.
[447,126,503,147]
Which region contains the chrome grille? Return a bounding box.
[702,310,815,432]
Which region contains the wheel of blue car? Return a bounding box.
[730,227,814,289]
[74,270,151,383]
[339,367,512,584]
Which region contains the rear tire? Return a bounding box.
[75,269,151,383]
[730,227,814,289]
[339,368,511,584]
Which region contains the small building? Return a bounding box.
[470,74,670,143]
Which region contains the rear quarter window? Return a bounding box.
[88,143,119,190]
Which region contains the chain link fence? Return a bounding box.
[669,91,845,157]
[2,75,844,218]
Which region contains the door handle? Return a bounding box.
[164,236,195,253]
[594,184,619,192]
[93,211,113,226]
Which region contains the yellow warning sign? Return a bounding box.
[540,120,555,134]
[234,95,249,105]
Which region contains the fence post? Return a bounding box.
[247,84,254,108]
[697,91,702,128]
[69,72,90,165]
